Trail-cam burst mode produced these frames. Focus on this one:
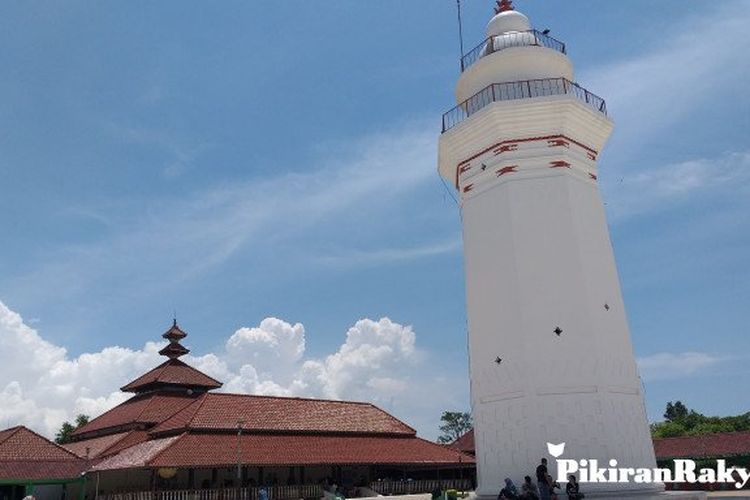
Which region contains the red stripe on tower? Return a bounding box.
[549,160,571,169]
[494,144,518,155]
[548,139,570,148]
[496,166,518,177]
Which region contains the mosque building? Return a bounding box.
[48,322,472,499]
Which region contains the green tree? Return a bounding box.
[437,411,472,444]
[652,402,750,438]
[664,401,689,422]
[651,421,687,438]
[54,414,90,444]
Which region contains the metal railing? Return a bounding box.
[101,485,324,500]
[441,78,607,133]
[369,479,473,496]
[461,30,566,71]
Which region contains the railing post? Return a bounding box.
[491,84,496,103]
[526,80,532,98]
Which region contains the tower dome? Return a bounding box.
[486,8,530,36]
[455,2,573,104]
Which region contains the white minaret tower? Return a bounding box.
[439,1,661,497]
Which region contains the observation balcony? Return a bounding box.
[441,77,607,133]
[460,30,566,72]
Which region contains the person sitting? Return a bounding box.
[547,475,561,500]
[565,475,584,500]
[498,478,518,499]
[431,485,443,500]
[520,476,539,500]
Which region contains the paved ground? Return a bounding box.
[357,491,750,500]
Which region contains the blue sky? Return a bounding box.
[0,0,748,438]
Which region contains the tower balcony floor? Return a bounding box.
[442,77,607,133]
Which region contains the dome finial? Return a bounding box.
[494,0,514,14]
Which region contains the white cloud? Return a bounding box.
[315,239,461,268]
[605,150,750,221]
[0,300,163,433]
[7,123,439,309]
[583,2,750,153]
[225,318,305,383]
[637,352,725,381]
[578,3,750,224]
[0,300,451,439]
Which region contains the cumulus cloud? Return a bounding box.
[225,318,305,383]
[0,300,442,438]
[637,352,726,381]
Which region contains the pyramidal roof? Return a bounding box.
[0,425,86,480]
[158,319,190,359]
[120,358,222,393]
[120,321,222,394]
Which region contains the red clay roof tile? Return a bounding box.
[91,436,181,471]
[96,433,473,469]
[0,461,85,480]
[0,426,81,462]
[151,393,416,436]
[72,393,199,438]
[64,432,131,459]
[120,359,222,393]
[449,429,475,454]
[653,431,750,459]
[64,430,149,460]
[0,426,85,480]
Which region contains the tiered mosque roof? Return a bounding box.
[64,321,473,469]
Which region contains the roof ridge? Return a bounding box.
[12,426,84,461]
[133,392,204,428]
[120,359,171,391]
[185,392,210,427]
[413,435,475,459]
[121,358,223,392]
[655,429,750,441]
[0,426,23,446]
[72,393,149,436]
[210,391,376,406]
[151,393,209,435]
[159,394,207,425]
[67,430,132,459]
[145,432,187,467]
[363,402,417,435]
[184,362,223,386]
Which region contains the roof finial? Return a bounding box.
[160,319,190,359]
[494,0,514,14]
